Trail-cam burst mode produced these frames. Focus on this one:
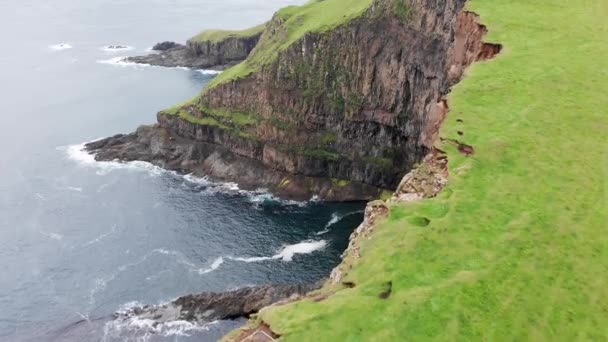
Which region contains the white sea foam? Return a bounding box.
[198,257,224,274]
[62,143,166,177]
[103,316,217,341]
[96,55,223,77]
[100,45,134,52]
[197,69,222,75]
[230,240,327,263]
[41,231,63,240]
[97,56,189,71]
[82,224,117,247]
[49,43,72,51]
[246,190,310,207]
[315,210,364,236]
[275,240,327,261]
[96,56,138,67]
[62,142,318,206]
[67,186,83,192]
[230,255,273,263]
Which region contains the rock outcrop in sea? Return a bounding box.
[125,26,264,69]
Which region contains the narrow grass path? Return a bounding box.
[260,0,608,340]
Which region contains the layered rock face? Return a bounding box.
[89,0,497,200]
[125,32,262,69]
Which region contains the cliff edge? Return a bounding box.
[87,0,496,201]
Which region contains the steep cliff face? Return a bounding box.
[161,0,488,194]
[90,0,499,201]
[125,27,263,69]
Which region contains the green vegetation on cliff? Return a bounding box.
[207,0,375,88]
[258,0,608,340]
[190,23,266,43]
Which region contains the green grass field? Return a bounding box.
[206,0,374,88]
[190,23,266,43]
[259,0,608,340]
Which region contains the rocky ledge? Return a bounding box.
[113,284,317,324]
[85,124,382,201]
[125,26,264,69]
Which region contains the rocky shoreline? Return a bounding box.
[84,124,385,201]
[113,284,318,324]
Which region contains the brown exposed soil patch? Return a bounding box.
[234,322,280,342]
[441,138,475,156]
[477,43,503,60]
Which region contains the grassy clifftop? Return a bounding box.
[206,0,375,88]
[190,23,266,43]
[255,0,608,340]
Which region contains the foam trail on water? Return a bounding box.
[230,256,273,263]
[315,210,364,236]
[198,257,224,274]
[230,240,327,263]
[246,191,310,207]
[315,213,340,236]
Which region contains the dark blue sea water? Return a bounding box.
[0,1,364,341]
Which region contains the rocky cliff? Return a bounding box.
[125,25,264,69]
[88,0,500,201]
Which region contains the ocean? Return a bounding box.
[0,0,364,340]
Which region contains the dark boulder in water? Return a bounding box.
[152,41,182,51]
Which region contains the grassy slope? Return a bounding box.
[190,23,266,43]
[206,0,374,89]
[260,0,608,340]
